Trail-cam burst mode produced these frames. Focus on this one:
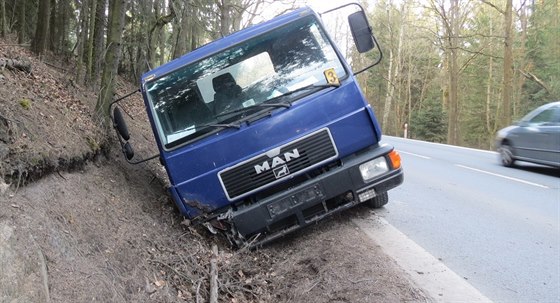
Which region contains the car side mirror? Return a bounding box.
[348,10,375,53]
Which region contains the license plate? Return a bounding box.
[268,184,324,217]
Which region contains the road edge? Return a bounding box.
[353,215,493,303]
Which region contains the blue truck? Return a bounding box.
[112,4,403,246]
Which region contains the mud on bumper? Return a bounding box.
[230,144,403,245]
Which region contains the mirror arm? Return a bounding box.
[318,2,382,75]
[112,124,159,165]
[125,153,160,165]
[109,89,160,165]
[320,2,365,16]
[108,89,141,116]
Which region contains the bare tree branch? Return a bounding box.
[479,0,504,15]
[519,70,550,94]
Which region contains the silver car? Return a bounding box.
[496,101,560,168]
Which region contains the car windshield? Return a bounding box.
[144,15,346,149]
[521,103,560,125]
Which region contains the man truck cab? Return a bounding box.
[113,4,403,246]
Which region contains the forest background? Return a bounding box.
[0,0,558,150]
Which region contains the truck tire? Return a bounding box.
[364,192,389,209]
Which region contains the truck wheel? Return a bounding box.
[364,192,389,209]
[499,143,515,167]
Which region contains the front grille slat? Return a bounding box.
[219,128,338,200]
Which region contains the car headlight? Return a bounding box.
[359,157,389,182]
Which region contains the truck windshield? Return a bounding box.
[145,14,347,148]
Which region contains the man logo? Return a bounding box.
[254,148,300,175]
[273,165,290,179]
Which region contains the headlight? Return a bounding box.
[359,157,389,182]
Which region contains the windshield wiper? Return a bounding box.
[214,83,339,119]
[276,82,340,100]
[198,122,241,130]
[214,101,291,119]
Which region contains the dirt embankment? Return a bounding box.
[0,40,428,302]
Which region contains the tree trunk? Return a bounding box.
[54,0,63,52]
[406,49,412,136]
[500,0,513,128]
[85,0,98,85]
[486,55,494,135]
[191,9,200,51]
[17,0,25,44]
[148,1,160,68]
[0,0,6,38]
[148,1,175,68]
[218,0,231,37]
[158,24,165,66]
[32,0,51,55]
[95,0,126,125]
[173,5,190,58]
[48,0,56,52]
[75,1,89,83]
[92,0,107,88]
[56,0,69,54]
[514,5,528,118]
[446,0,460,145]
[383,2,406,135]
[383,47,394,132]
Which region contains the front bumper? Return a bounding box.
[231,144,403,242]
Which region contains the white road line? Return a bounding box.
[353,216,493,303]
[399,150,431,159]
[385,136,497,155]
[455,164,549,189]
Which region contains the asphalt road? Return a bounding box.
[379,136,560,303]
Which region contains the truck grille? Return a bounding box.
[219,128,338,200]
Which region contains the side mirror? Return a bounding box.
[320,3,382,74]
[108,89,159,164]
[123,142,135,160]
[112,106,134,160]
[348,10,374,53]
[113,107,130,141]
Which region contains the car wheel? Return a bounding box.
[499,143,515,167]
[364,192,389,209]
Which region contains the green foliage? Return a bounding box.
[86,136,100,152]
[524,0,560,105]
[410,99,447,143]
[362,0,559,148]
[19,98,31,110]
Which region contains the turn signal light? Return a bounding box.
[388,150,401,169]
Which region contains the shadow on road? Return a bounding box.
[511,162,560,177]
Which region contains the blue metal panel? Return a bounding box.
[166,81,380,218]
